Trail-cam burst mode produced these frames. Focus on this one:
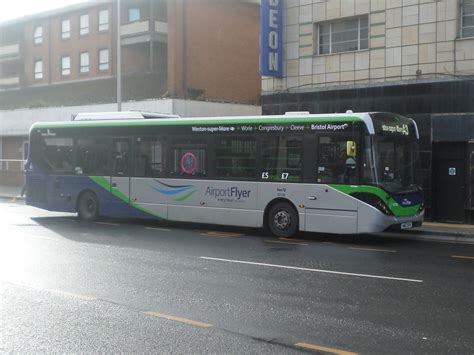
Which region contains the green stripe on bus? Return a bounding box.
[330,184,420,217]
[89,176,163,218]
[32,116,363,129]
[173,190,197,202]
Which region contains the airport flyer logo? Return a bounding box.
[205,186,251,203]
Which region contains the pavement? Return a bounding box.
[1,184,473,242]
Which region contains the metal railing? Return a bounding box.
[0,159,25,172]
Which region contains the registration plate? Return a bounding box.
[401,222,413,229]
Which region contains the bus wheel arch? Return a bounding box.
[264,198,299,238]
[76,189,100,221]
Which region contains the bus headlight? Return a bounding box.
[351,192,393,216]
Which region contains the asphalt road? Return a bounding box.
[1,199,474,354]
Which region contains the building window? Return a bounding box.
[462,0,474,38]
[61,56,71,76]
[80,14,89,35]
[99,9,109,31]
[99,49,109,71]
[316,16,368,55]
[34,26,43,44]
[128,8,141,22]
[34,60,43,79]
[61,19,71,39]
[80,52,89,73]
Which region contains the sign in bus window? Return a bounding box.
[173,148,206,176]
[261,136,302,182]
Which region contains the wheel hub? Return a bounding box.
[274,210,290,230]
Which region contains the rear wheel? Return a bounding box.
[267,202,299,238]
[77,191,99,221]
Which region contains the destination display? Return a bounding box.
[189,122,359,135]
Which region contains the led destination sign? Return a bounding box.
[191,122,355,134]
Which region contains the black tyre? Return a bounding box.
[267,202,299,238]
[77,191,99,221]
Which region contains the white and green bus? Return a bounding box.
[26,111,424,237]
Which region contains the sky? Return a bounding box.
[0,0,88,23]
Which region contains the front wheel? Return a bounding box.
[77,191,99,221]
[267,202,299,238]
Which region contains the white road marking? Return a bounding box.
[200,256,423,283]
[349,247,397,253]
[265,239,308,246]
[95,221,119,226]
[145,227,172,232]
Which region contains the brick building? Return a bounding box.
[261,0,474,223]
[0,0,261,188]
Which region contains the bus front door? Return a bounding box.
[110,138,131,217]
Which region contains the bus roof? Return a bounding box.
[31,112,377,134]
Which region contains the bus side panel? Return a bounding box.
[256,183,359,234]
[27,174,112,215]
[130,177,168,219]
[139,179,262,228]
[305,209,357,234]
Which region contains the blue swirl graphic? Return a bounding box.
[149,180,194,196]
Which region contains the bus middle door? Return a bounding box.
[110,138,131,217]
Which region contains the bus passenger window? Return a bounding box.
[76,137,110,175]
[113,140,129,176]
[215,137,256,180]
[41,137,74,173]
[261,136,303,182]
[317,135,358,184]
[134,137,167,177]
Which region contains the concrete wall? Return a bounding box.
[0,98,262,136]
[262,0,474,93]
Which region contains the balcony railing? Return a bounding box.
[0,159,25,172]
[120,20,168,44]
[0,76,20,86]
[0,43,20,60]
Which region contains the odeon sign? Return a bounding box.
[260,0,283,77]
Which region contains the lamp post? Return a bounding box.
[117,0,122,111]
